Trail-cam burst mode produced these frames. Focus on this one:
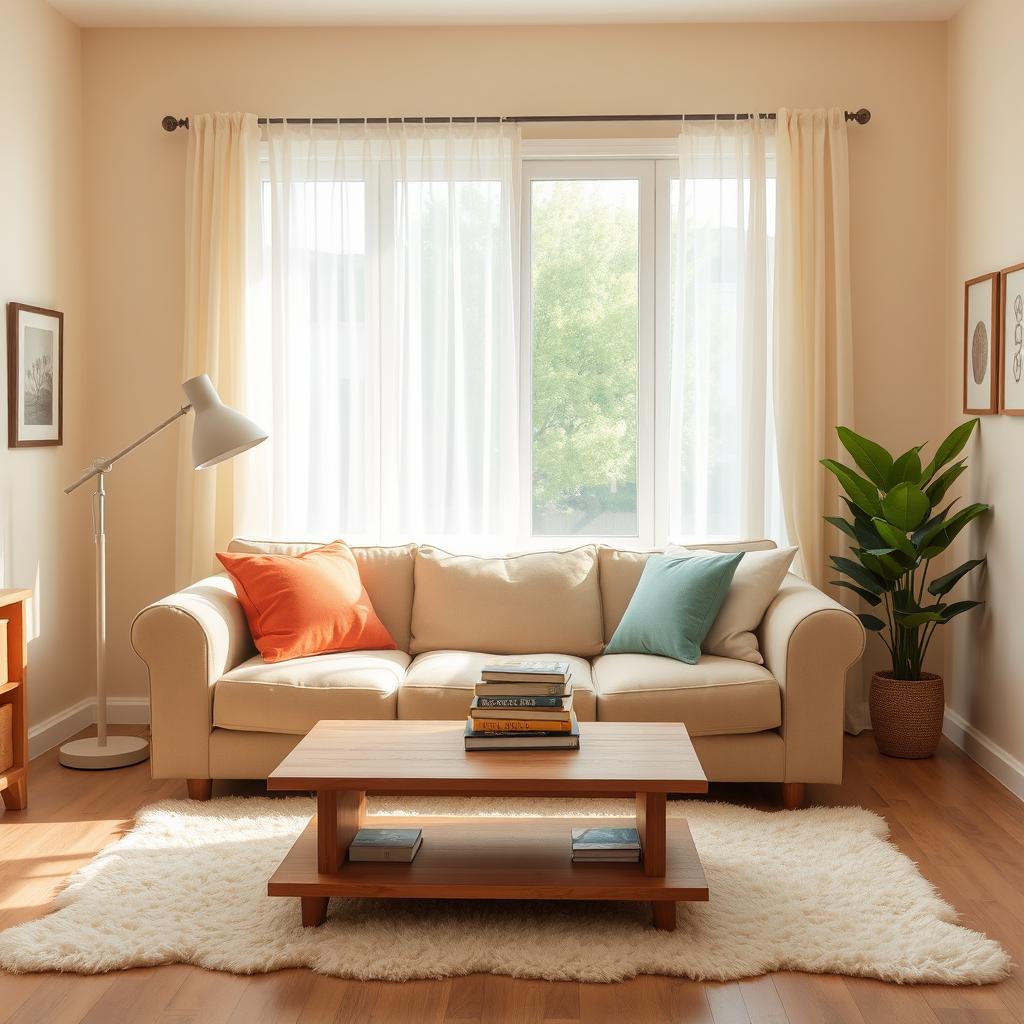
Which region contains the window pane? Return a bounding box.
[530,179,639,537]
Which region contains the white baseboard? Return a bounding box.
[943,706,1024,803]
[28,697,150,760]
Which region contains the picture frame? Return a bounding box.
[998,262,1024,415]
[963,273,1000,415]
[6,302,63,448]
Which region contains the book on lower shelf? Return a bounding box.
[571,826,641,862]
[464,714,580,750]
[348,827,423,862]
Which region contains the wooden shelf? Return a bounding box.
[268,814,708,903]
[0,680,22,698]
[0,591,29,811]
[0,766,26,794]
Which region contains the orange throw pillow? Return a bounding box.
[216,541,396,662]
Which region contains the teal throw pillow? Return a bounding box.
[605,552,745,665]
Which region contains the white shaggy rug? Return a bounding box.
[0,796,1009,984]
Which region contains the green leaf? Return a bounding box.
[921,419,978,483]
[926,460,967,506]
[917,502,989,557]
[830,580,882,606]
[860,550,904,581]
[940,600,983,621]
[871,518,918,559]
[886,447,923,488]
[830,556,886,594]
[894,604,947,628]
[858,613,887,632]
[821,459,883,518]
[928,558,985,597]
[911,501,957,547]
[880,482,930,532]
[836,427,893,489]
[824,516,859,542]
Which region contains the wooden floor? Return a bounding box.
[1,728,1022,1024]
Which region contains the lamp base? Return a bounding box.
[59,735,150,770]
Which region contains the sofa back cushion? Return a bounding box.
[410,545,604,657]
[227,538,416,651]
[598,540,777,644]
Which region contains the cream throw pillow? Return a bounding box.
[664,544,798,664]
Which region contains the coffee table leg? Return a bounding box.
[316,789,367,873]
[636,791,675,931]
[305,789,366,927]
[651,901,676,930]
[301,896,329,927]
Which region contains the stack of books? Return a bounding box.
[570,826,641,863]
[464,660,580,750]
[348,827,423,862]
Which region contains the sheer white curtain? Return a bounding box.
[773,108,860,730]
[239,121,521,545]
[670,119,785,544]
[176,112,260,586]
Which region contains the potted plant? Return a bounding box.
[821,420,990,758]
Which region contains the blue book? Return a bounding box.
[474,695,565,709]
[349,828,423,862]
[571,827,641,851]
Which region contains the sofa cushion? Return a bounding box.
[592,653,780,736]
[409,546,603,657]
[228,538,415,651]
[214,649,409,734]
[398,651,597,721]
[606,552,744,665]
[597,540,777,644]
[217,541,396,663]
[665,544,798,664]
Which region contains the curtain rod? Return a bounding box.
[161,109,872,132]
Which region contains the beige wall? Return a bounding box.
[945,0,1024,765]
[78,23,949,702]
[0,0,92,728]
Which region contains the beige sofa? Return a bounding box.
[131,538,864,807]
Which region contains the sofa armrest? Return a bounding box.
[131,573,254,780]
[757,574,865,784]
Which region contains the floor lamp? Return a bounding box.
[59,374,268,770]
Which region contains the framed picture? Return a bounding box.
[999,262,1024,415]
[6,302,63,447]
[963,273,1000,415]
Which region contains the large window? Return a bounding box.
[248,129,783,548]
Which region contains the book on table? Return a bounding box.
[571,826,641,863]
[474,676,573,697]
[348,827,423,862]
[464,715,580,750]
[469,694,573,723]
[474,694,567,710]
[479,660,572,684]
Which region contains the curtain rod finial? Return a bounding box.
[848,108,871,125]
[162,115,189,132]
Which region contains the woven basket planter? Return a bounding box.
[869,671,945,759]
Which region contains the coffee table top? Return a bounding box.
[267,720,707,794]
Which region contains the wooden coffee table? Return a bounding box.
[267,720,709,930]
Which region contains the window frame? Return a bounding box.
[519,147,677,549]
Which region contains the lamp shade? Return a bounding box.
[182,374,268,470]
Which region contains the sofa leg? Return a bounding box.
[187,778,213,801]
[782,782,805,810]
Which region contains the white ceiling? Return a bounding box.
[49,0,965,28]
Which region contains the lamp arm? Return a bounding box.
[64,404,192,494]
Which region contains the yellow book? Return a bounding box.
[470,717,572,733]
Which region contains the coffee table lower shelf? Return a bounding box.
[268,814,708,931]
